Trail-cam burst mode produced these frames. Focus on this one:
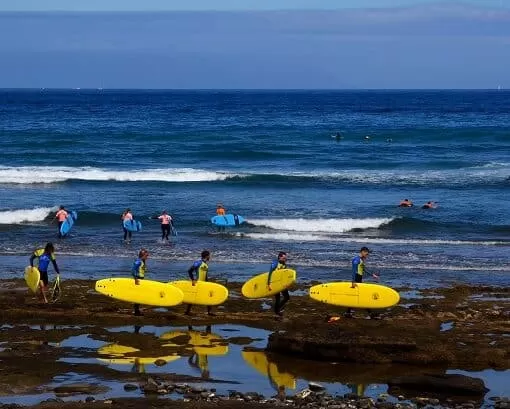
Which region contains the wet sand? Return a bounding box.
[0,279,509,408]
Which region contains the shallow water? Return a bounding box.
[0,323,508,405]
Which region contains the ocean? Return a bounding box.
[1,89,509,289]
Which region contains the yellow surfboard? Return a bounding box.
[242,351,296,389]
[97,343,180,365]
[169,280,229,306]
[241,269,296,299]
[309,282,400,309]
[160,330,228,356]
[95,278,184,307]
[24,266,40,293]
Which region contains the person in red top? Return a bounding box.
[54,206,68,238]
[151,210,174,241]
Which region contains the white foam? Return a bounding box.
[0,207,55,224]
[249,217,394,233]
[0,166,235,184]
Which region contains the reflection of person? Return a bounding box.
[398,198,413,207]
[348,383,367,396]
[54,206,68,238]
[185,251,214,316]
[131,357,146,373]
[187,325,211,379]
[267,252,290,317]
[345,247,380,319]
[121,208,134,243]
[132,248,149,316]
[30,242,60,304]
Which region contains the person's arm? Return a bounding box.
[267,260,278,289]
[29,252,36,268]
[351,258,359,288]
[132,260,142,284]
[51,256,60,275]
[188,261,200,284]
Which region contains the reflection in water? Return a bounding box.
[161,325,228,378]
[348,383,367,396]
[242,350,296,398]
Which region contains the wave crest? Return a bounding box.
[0,207,55,224]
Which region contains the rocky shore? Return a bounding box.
[0,279,508,408]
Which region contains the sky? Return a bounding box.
[0,0,508,11]
[0,1,509,88]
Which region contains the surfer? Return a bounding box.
[151,210,174,241]
[121,208,133,243]
[398,198,413,207]
[29,242,60,304]
[186,250,214,316]
[132,248,149,316]
[267,251,290,317]
[422,201,437,209]
[345,247,380,319]
[54,206,68,238]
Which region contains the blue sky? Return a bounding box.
[0,1,509,88]
[0,0,508,11]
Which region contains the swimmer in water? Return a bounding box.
[399,199,413,207]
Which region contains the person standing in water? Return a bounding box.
[151,210,174,241]
[121,208,133,243]
[185,250,214,316]
[216,204,226,216]
[54,206,68,238]
[30,242,60,303]
[132,248,149,316]
[267,252,290,317]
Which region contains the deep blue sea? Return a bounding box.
[1,89,509,289]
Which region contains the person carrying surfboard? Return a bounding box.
[132,248,149,316]
[29,242,60,304]
[345,247,380,319]
[267,251,290,317]
[54,206,68,238]
[185,250,214,316]
[121,208,134,243]
[216,204,226,216]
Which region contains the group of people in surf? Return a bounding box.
[399,199,437,209]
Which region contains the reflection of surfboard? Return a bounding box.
[211,214,245,227]
[242,351,296,389]
[97,343,180,365]
[242,269,296,299]
[95,278,184,307]
[123,219,142,232]
[24,266,40,293]
[169,280,228,306]
[160,330,228,356]
[309,282,400,309]
[60,211,77,236]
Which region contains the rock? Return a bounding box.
[103,400,113,405]
[54,383,107,395]
[123,384,138,391]
[85,397,95,403]
[376,403,395,409]
[147,377,159,387]
[295,389,313,399]
[309,382,326,392]
[388,374,488,396]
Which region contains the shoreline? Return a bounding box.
[0,279,508,408]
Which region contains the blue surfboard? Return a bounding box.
[211,214,245,227]
[60,211,77,237]
[123,219,142,232]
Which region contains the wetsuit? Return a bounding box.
[268,259,289,315]
[30,248,59,286]
[186,258,211,314]
[346,256,373,317]
[132,257,146,316]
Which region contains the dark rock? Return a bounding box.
[388,374,488,396]
[85,397,95,403]
[309,382,326,392]
[123,384,138,391]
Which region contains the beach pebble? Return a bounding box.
[309,382,326,392]
[123,383,138,391]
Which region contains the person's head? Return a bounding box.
[217,203,223,208]
[278,251,287,263]
[139,248,149,260]
[162,210,167,215]
[59,205,64,210]
[201,250,210,261]
[404,199,409,202]
[44,242,55,254]
[360,246,370,259]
